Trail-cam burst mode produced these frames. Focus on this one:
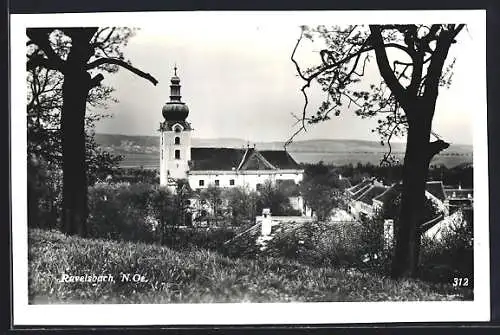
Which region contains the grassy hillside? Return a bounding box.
[29,228,468,304]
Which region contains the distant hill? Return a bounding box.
[94,133,473,169]
[95,133,472,154]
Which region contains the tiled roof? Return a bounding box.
[259,150,301,170]
[190,148,245,171]
[240,150,275,171]
[189,147,301,171]
[373,183,402,204]
[426,181,446,201]
[351,184,372,200]
[357,186,388,205]
[347,179,373,196]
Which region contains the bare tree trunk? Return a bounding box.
[391,108,432,278]
[60,29,95,237]
[61,71,90,236]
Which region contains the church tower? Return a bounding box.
[159,66,192,186]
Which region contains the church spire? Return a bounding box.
[170,65,182,102]
[162,65,189,121]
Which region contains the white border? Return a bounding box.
[11,10,489,325]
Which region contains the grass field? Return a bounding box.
[29,228,470,304]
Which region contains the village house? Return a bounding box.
[444,185,473,212]
[347,179,449,221]
[346,178,387,219]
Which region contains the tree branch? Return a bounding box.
[85,58,158,85]
[26,29,66,72]
[427,139,450,161]
[369,25,409,109]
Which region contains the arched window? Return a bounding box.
[174,126,182,133]
[175,150,180,160]
[175,136,180,145]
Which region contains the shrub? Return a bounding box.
[87,183,235,250]
[222,187,258,225]
[262,220,381,269]
[165,227,236,251]
[255,181,296,216]
[87,183,159,243]
[27,156,62,230]
[419,209,473,285]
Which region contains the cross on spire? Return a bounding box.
[174,63,178,76]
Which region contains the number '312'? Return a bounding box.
[453,278,469,287]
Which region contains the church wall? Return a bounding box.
[188,170,303,191]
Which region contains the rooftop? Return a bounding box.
[189,147,301,172]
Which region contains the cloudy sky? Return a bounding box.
[93,18,482,145]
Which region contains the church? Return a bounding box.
[159,68,304,192]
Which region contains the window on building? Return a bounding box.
[229,179,235,186]
[175,136,180,145]
[199,180,205,187]
[215,179,220,186]
[175,150,180,159]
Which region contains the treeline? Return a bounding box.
[301,161,473,188]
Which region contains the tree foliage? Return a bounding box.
[289,24,462,162]
[26,27,158,236]
[300,162,346,221]
[255,181,297,216]
[290,24,465,278]
[223,187,259,225]
[27,66,122,186]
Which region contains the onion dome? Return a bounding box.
[162,66,189,121]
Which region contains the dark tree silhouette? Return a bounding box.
[289,24,464,278]
[26,28,158,237]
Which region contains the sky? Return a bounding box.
[93,20,482,145]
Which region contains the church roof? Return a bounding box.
[259,150,302,170]
[189,147,301,172]
[190,148,245,171]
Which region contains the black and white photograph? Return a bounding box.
[11,10,489,325]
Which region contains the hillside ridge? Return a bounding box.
[95,133,473,154]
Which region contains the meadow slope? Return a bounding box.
[29,228,468,304]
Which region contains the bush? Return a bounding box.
[419,209,473,285]
[255,181,296,216]
[263,219,390,271]
[27,156,62,230]
[165,228,236,251]
[87,183,161,244]
[87,183,236,250]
